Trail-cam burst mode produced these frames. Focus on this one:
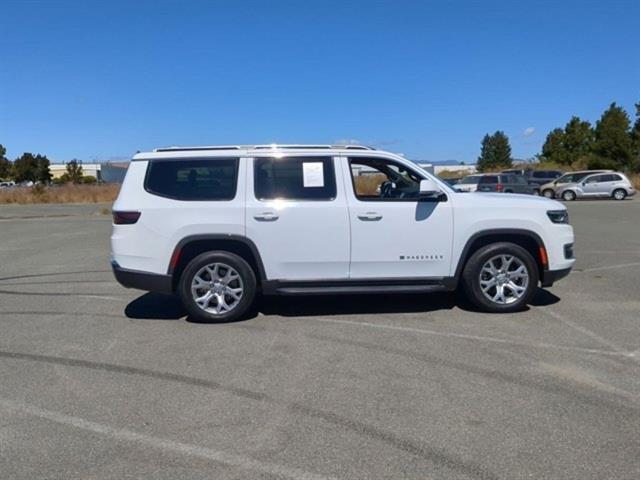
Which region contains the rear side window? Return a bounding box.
[532,171,549,178]
[609,174,623,182]
[254,157,336,200]
[479,176,498,184]
[145,158,239,200]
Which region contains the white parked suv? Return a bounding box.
[111,145,575,321]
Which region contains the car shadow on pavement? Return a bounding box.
[124,288,560,322]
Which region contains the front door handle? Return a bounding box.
[357,212,383,221]
[254,212,279,222]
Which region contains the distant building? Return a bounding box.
[49,163,102,181]
[48,161,130,183]
[434,164,477,175]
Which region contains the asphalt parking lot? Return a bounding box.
[1,199,639,480]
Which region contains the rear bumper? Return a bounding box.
[541,267,572,288]
[111,261,173,294]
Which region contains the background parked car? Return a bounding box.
[454,174,537,194]
[441,177,462,187]
[556,172,636,201]
[502,169,563,194]
[539,170,610,198]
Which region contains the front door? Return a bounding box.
[245,155,350,280]
[342,156,454,279]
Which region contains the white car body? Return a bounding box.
[112,146,574,299]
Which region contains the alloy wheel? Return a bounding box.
[191,263,244,314]
[479,254,529,305]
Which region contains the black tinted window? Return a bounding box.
[609,174,623,181]
[145,158,238,200]
[532,171,548,178]
[254,157,336,200]
[479,176,498,184]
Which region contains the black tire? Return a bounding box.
[178,251,257,323]
[561,190,576,201]
[612,189,627,201]
[504,189,513,194]
[532,189,540,196]
[542,189,555,199]
[461,242,539,313]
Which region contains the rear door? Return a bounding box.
[245,155,350,280]
[342,155,453,278]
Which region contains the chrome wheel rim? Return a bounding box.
[479,255,529,305]
[614,190,625,200]
[191,263,244,314]
[543,190,554,198]
[563,191,574,200]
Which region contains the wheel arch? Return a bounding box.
[454,229,547,283]
[168,235,267,292]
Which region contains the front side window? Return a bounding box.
[254,156,336,200]
[349,157,423,200]
[145,158,238,200]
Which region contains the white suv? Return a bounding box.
[111,145,575,321]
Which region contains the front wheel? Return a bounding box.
[179,251,257,322]
[462,242,539,313]
[562,190,576,201]
[612,189,627,201]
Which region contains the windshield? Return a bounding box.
[458,176,481,184]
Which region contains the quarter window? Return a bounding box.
[254,157,336,200]
[145,158,239,201]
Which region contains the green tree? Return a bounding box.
[13,153,52,183]
[563,116,594,165]
[631,102,640,167]
[540,128,567,165]
[0,144,12,180]
[477,131,513,172]
[65,159,84,184]
[591,102,636,171]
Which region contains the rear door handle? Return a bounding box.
[253,212,279,222]
[357,212,383,221]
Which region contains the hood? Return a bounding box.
[454,191,565,210]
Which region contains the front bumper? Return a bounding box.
[541,267,572,287]
[111,261,173,294]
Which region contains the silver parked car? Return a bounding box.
[557,172,636,201]
[539,170,610,198]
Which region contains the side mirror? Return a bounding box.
[419,179,442,199]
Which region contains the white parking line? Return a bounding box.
[578,262,640,273]
[300,317,633,358]
[538,307,637,362]
[0,398,337,480]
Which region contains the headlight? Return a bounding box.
[547,210,569,224]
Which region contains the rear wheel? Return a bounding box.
[562,190,576,201]
[532,189,540,196]
[179,251,256,322]
[612,189,627,201]
[462,242,539,313]
[542,189,555,198]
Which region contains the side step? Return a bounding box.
[262,278,456,296]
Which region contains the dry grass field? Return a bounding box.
[0,184,120,204]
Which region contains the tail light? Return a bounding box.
[113,211,141,225]
[496,183,504,192]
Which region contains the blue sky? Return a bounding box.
[1,0,638,163]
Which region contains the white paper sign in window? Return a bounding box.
[302,162,324,187]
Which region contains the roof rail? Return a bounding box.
[152,144,376,153]
[154,146,241,152]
